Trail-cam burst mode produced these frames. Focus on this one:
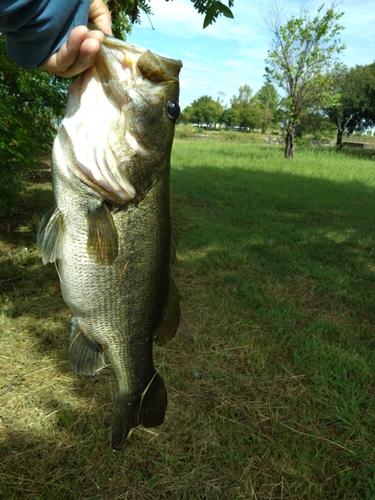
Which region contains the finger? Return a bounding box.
[56,38,101,77]
[63,27,105,68]
[39,29,104,78]
[89,0,112,35]
[40,38,101,78]
[51,26,90,72]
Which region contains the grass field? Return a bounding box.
[1,137,375,499]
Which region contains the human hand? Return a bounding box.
[39,0,112,78]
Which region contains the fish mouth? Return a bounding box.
[58,37,182,204]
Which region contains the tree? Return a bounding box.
[239,106,262,131]
[259,101,274,133]
[257,82,279,111]
[257,82,279,133]
[230,85,260,130]
[182,95,223,127]
[220,107,239,128]
[295,111,335,138]
[0,36,68,215]
[325,63,375,147]
[264,3,345,158]
[231,84,256,110]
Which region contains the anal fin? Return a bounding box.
[69,318,106,376]
[111,372,167,451]
[153,276,180,346]
[87,203,118,265]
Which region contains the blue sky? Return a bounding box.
[129,0,375,110]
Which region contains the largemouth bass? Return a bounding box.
[38,36,182,450]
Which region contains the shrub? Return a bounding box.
[174,123,199,139]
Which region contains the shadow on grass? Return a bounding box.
[171,165,375,324]
[0,184,54,247]
[0,403,114,500]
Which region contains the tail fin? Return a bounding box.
[111,372,167,450]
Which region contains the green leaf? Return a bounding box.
[203,4,216,29]
[0,123,10,134]
[203,1,234,28]
[216,2,234,19]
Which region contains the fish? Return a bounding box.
[37,35,182,450]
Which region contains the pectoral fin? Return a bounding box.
[87,204,118,265]
[153,277,180,346]
[69,318,106,376]
[37,205,64,264]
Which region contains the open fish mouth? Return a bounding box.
[56,37,182,204]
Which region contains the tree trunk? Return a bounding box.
[336,118,343,148]
[284,124,295,158]
[336,129,343,148]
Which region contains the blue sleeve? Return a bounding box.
[0,0,91,69]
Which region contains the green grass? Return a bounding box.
[1,140,375,498]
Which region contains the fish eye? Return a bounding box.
[167,100,180,120]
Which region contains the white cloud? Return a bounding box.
[182,50,198,59]
[138,0,203,35]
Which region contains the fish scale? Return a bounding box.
[38,35,182,450]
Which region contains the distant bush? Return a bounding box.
[175,124,199,139]
[294,137,311,147]
[217,130,265,143]
[313,129,336,140]
[0,162,25,217]
[175,126,271,144]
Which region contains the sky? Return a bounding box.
[128,0,375,110]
